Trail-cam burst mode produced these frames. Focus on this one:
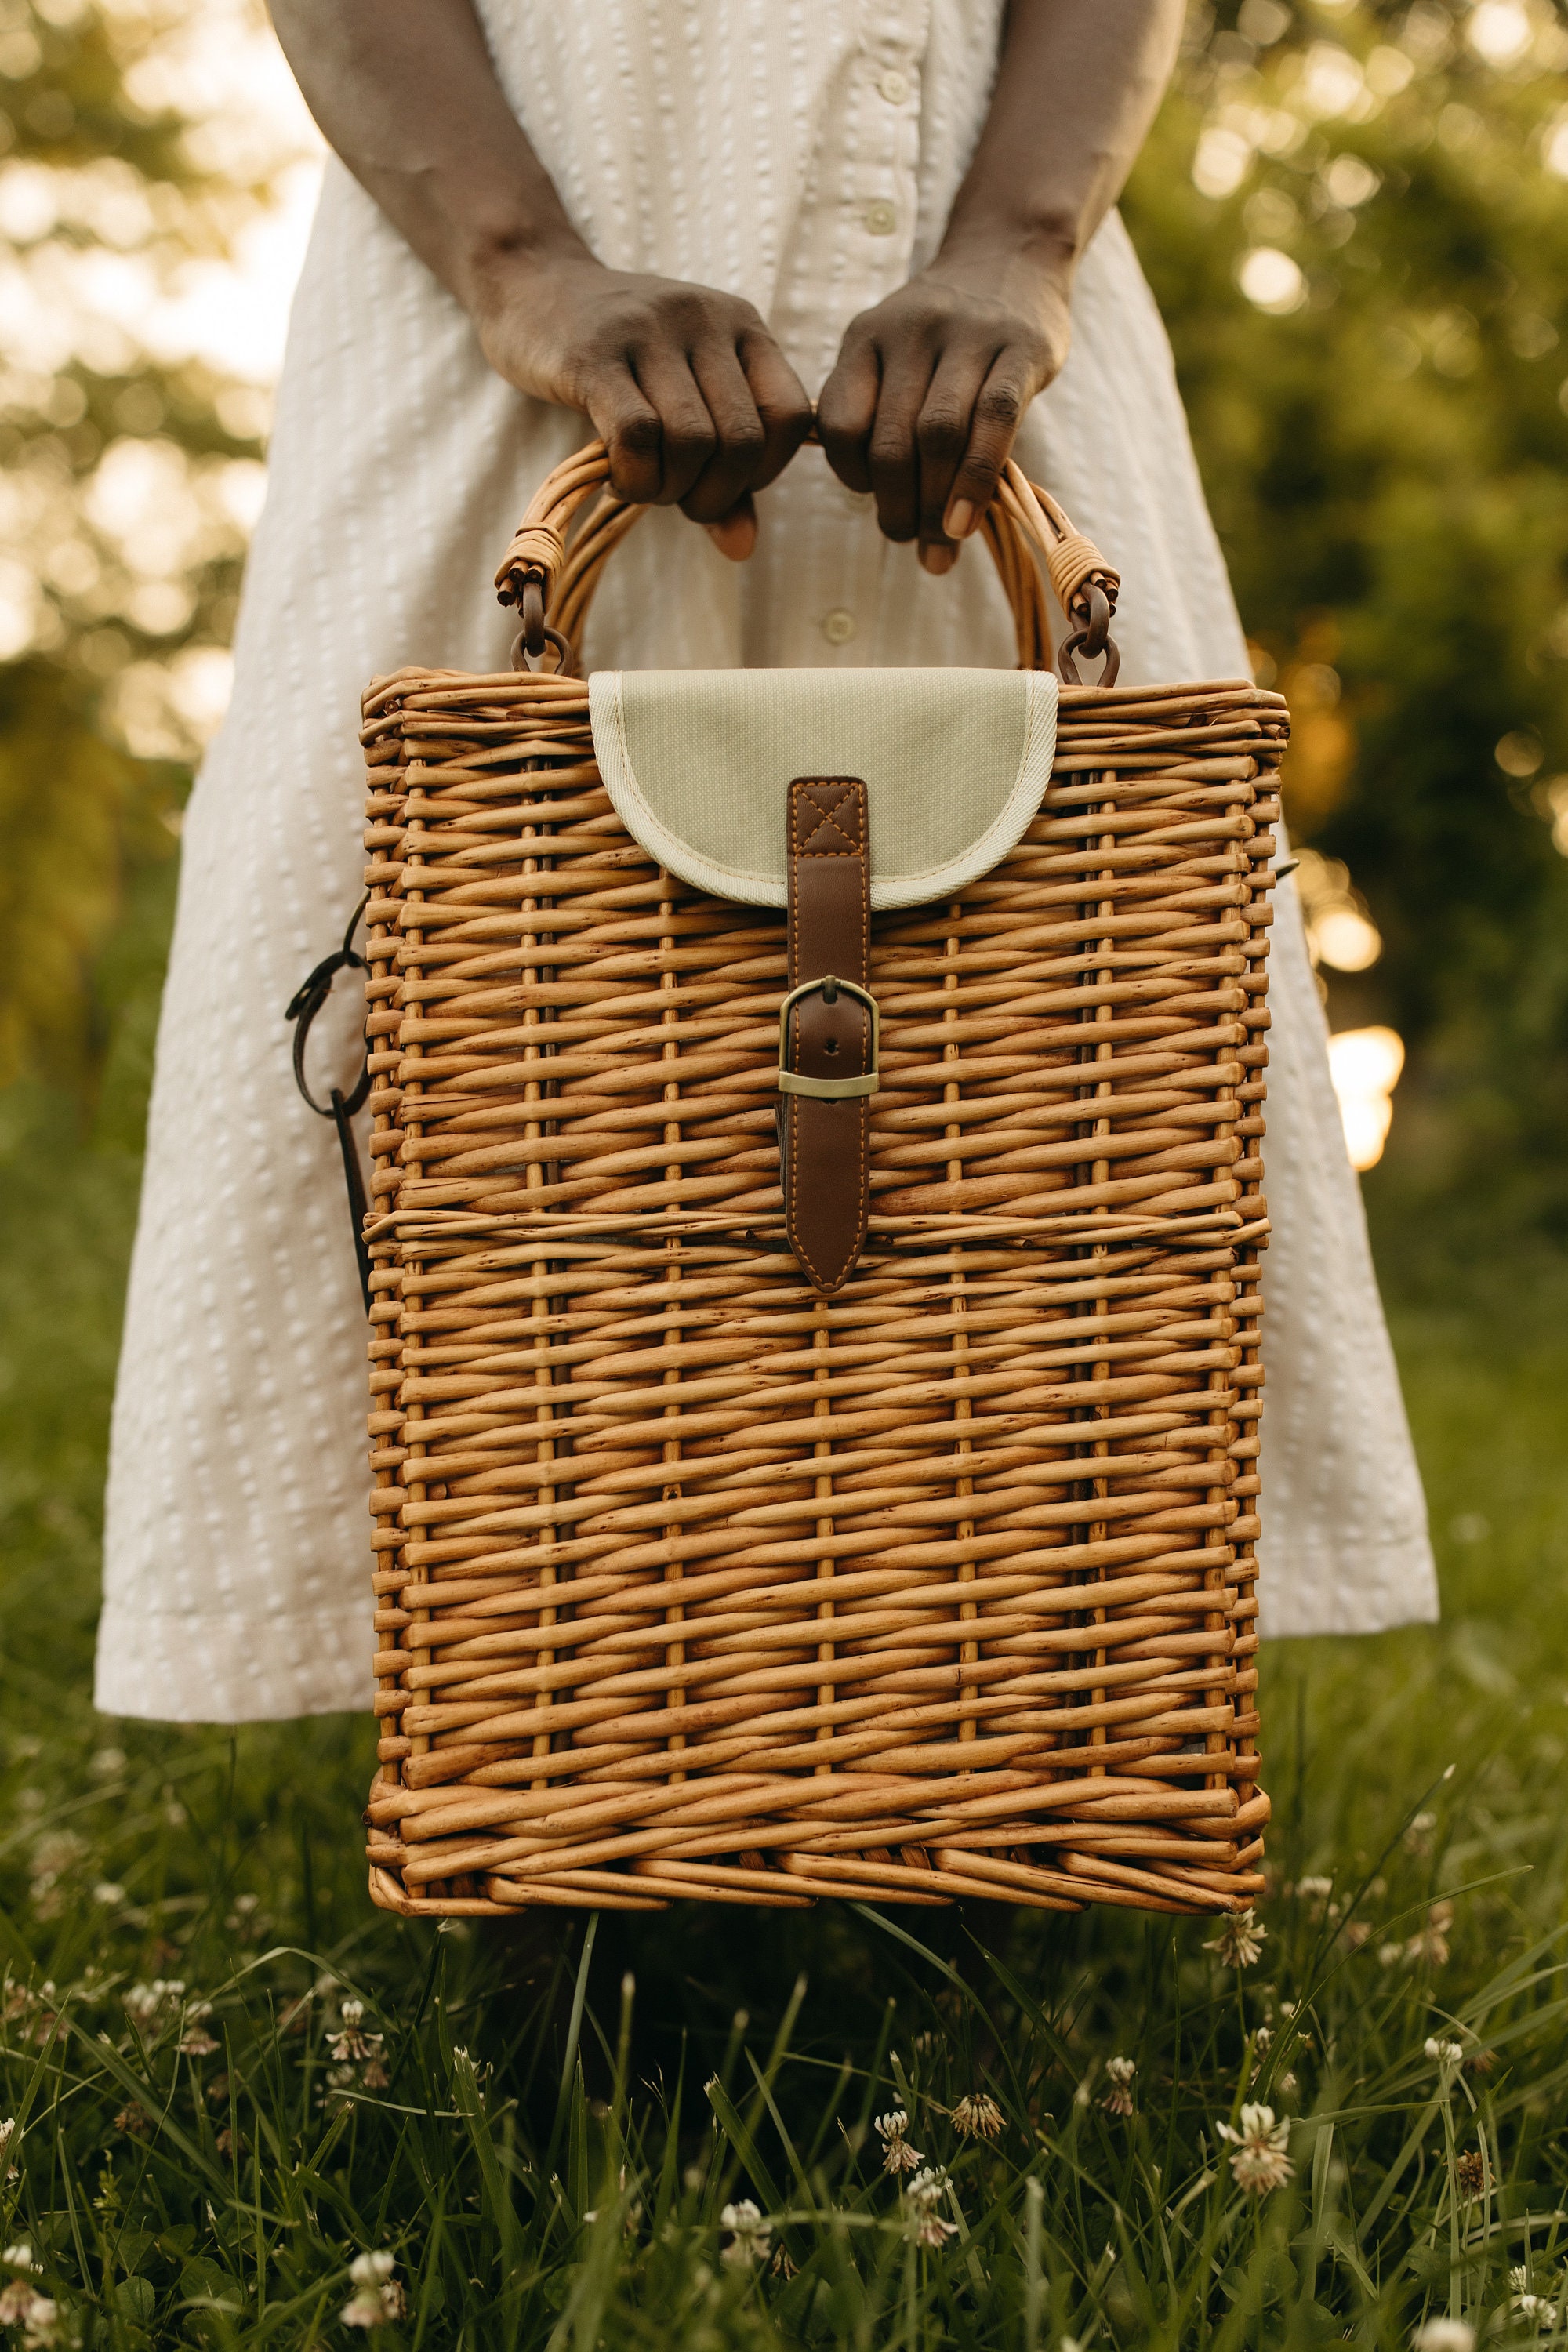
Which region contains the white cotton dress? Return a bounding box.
[96,0,1438,1724]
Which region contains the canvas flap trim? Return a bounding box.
[587,666,1058,911]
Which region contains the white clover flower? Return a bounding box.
[1424,2036,1464,2068]
[1296,1875,1334,1904]
[1216,2103,1294,2195]
[18,2294,59,2349]
[1253,2026,1272,2053]
[719,2198,772,2266]
[0,2270,50,2338]
[29,1835,84,1879]
[874,2107,924,2176]
[1406,1900,1454,1967]
[949,2092,1004,2140]
[329,2001,384,2068]
[904,2167,958,2248]
[91,1884,124,1908]
[1410,2321,1474,2352]
[125,1980,185,2030]
[1205,1909,1266,1967]
[1102,2056,1136,2117]
[342,2250,404,2328]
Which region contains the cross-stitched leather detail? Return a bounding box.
[793,781,862,857]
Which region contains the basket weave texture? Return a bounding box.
[358,458,1285,1918]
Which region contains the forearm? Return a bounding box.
[267,0,811,524]
[266,0,587,318]
[938,0,1185,280]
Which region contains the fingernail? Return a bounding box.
[706,505,757,562]
[945,498,976,539]
[920,543,956,576]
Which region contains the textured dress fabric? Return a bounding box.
[96,0,1437,1724]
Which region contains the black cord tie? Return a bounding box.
[285,890,372,1312]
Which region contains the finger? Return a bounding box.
[736,327,815,490]
[586,365,669,506]
[626,345,718,506]
[679,340,766,524]
[815,321,881,494]
[915,344,999,557]
[941,352,1032,542]
[705,492,757,562]
[865,337,938,545]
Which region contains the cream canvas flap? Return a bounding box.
[587,666,1058,911]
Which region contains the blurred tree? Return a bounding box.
[0,0,297,1119]
[1124,0,1568,1220]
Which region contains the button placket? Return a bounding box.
[850,2,925,273]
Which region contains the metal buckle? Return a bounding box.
[776,975,880,1101]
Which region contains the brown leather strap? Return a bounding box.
[779,778,874,1293]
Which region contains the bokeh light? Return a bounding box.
[1327,1025,1406,1171]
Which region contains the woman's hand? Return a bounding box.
[477,249,814,557]
[267,0,813,560]
[815,249,1072,572]
[816,0,1183,568]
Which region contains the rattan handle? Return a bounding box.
[493,439,1120,675]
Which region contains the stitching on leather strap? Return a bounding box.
[783,775,871,1293]
[793,782,861,858]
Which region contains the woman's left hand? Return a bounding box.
[815,252,1072,572]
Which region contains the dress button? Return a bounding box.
[878,67,911,104]
[822,608,857,646]
[864,198,898,236]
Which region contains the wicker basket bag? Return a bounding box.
[357,444,1286,1919]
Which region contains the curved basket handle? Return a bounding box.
[492,438,1120,678]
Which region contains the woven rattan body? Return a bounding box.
[358,644,1283,1918]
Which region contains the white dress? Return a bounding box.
[96,0,1437,1723]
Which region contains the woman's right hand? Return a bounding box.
[475,249,815,557]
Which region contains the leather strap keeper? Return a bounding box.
[779,777,874,1293]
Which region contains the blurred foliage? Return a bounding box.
[0,0,281,1105]
[1124,0,1568,1225]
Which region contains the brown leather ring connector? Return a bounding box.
[779,778,873,1293]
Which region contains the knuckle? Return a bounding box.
[975,377,1025,430]
[605,294,659,350]
[717,409,766,461]
[614,407,663,461]
[916,405,967,460]
[670,418,717,467]
[659,283,710,332]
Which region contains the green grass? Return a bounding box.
[2,1075,1566,2350]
